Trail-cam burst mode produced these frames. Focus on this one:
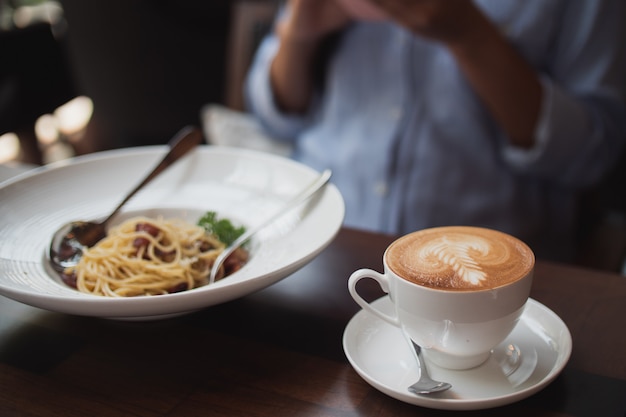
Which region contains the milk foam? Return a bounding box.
[386,226,534,291]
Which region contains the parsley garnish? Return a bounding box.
[197,211,246,246]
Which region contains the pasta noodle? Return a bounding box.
[63,216,241,297]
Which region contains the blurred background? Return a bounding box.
[1,0,625,274]
[0,0,277,165]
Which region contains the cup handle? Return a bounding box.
[348,269,400,326]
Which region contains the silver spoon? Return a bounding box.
[48,126,203,273]
[403,332,452,395]
[208,169,332,284]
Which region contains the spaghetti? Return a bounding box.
[62,216,246,297]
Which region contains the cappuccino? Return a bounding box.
[386,226,534,291]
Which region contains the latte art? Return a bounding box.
[386,226,534,291]
[422,235,493,285]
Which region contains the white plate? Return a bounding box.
[0,146,344,319]
[343,297,572,410]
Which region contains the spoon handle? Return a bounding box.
[102,126,203,225]
[209,169,332,284]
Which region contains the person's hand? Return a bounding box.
[334,0,388,21]
[368,0,484,46]
[369,0,542,149]
[270,0,351,114]
[278,0,351,44]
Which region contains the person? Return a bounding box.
[244,0,626,262]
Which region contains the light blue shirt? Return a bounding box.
[245,0,626,261]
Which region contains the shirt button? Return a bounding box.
[374,181,388,197]
[389,107,403,121]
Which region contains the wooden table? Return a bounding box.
[1,227,625,416]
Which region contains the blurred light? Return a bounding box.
[55,96,93,136]
[42,141,74,165]
[35,114,59,146]
[13,2,64,28]
[0,133,20,163]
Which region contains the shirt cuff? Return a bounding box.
[244,35,312,142]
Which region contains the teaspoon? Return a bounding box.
[403,331,452,395]
[48,126,203,273]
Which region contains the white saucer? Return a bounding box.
[343,297,572,410]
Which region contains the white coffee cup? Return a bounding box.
[348,226,534,370]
